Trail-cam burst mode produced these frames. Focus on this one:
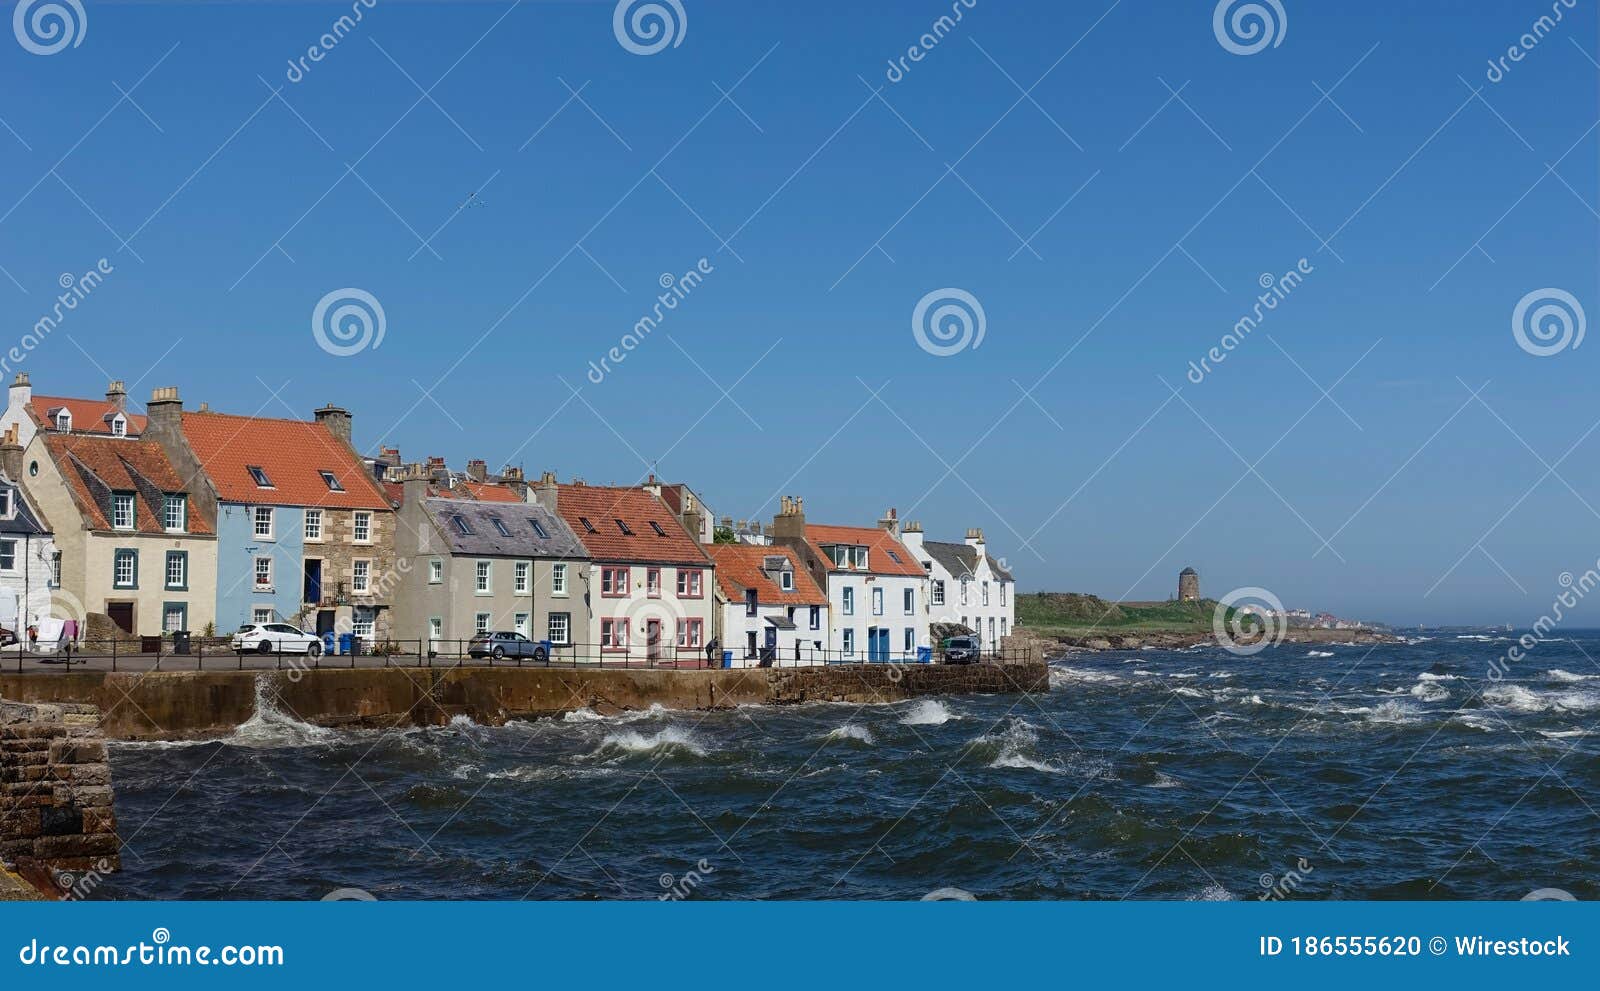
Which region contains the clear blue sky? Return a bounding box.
[2,1,1596,625]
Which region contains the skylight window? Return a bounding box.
[529,519,549,539]
[578,517,597,533]
[649,521,666,536]
[247,465,273,488]
[616,518,634,535]
[887,550,902,564]
[491,517,512,537]
[319,470,345,492]
[452,515,474,535]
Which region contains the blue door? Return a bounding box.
[868,627,889,662]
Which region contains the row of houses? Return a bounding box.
[0,376,1015,664]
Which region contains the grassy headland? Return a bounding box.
[1015,592,1221,636]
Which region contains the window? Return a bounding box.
[780,570,794,591]
[601,618,628,650]
[529,518,549,539]
[472,560,490,593]
[888,550,902,564]
[451,515,473,535]
[578,516,597,533]
[428,618,443,642]
[112,492,134,530]
[1001,584,1008,605]
[744,589,757,617]
[353,511,372,543]
[54,410,71,431]
[676,619,703,648]
[903,587,915,615]
[254,556,272,590]
[0,540,14,572]
[319,470,345,492]
[988,617,996,644]
[904,628,914,652]
[111,548,138,588]
[872,587,883,616]
[50,552,60,587]
[491,517,512,537]
[842,587,854,616]
[932,580,945,606]
[809,606,820,630]
[110,415,126,437]
[842,629,855,656]
[960,579,969,605]
[853,547,868,569]
[253,607,273,625]
[164,551,187,590]
[547,612,571,644]
[615,518,633,535]
[982,581,990,606]
[649,521,666,536]
[351,607,376,639]
[0,488,12,518]
[352,559,370,594]
[676,569,703,598]
[304,508,322,541]
[514,613,530,638]
[253,506,273,539]
[551,563,567,595]
[601,567,629,597]
[1000,618,1008,639]
[514,561,530,594]
[829,545,849,568]
[247,465,272,488]
[646,568,661,597]
[163,603,186,633]
[475,613,491,634]
[428,559,443,584]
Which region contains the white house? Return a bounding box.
[772,498,929,663]
[899,523,1015,652]
[1,374,144,449]
[706,543,829,667]
[0,458,58,639]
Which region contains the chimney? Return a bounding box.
[533,470,558,511]
[965,527,986,559]
[0,424,22,482]
[877,507,899,535]
[772,494,806,541]
[9,372,31,412]
[500,466,528,501]
[642,473,661,498]
[314,403,353,447]
[466,459,487,482]
[144,386,184,444]
[400,474,430,507]
[105,380,127,412]
[899,519,924,552]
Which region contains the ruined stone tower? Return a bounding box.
[1178,567,1200,602]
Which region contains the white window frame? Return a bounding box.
[112,493,134,531]
[303,508,323,542]
[475,612,491,635]
[113,549,136,588]
[780,570,794,591]
[475,560,492,594]
[551,562,567,596]
[352,559,371,594]
[353,511,372,544]
[165,552,186,590]
[932,580,945,606]
[853,547,868,569]
[547,612,571,645]
[872,587,883,616]
[0,539,15,573]
[842,587,854,616]
[253,607,273,624]
[163,494,186,533]
[842,628,855,656]
[253,506,274,540]
[428,559,443,584]
[254,556,273,590]
[351,606,375,639]
[0,488,11,519]
[514,561,531,595]
[903,587,915,615]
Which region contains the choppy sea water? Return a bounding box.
[97,633,1600,900]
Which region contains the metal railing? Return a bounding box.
[4,637,1035,674]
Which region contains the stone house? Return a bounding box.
[771,498,929,662]
[142,389,396,641]
[898,523,1015,652]
[391,474,591,653]
[705,543,828,667]
[17,418,217,637]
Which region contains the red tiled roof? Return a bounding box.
[453,480,524,503]
[804,524,925,577]
[180,411,390,510]
[42,434,213,535]
[552,484,711,566]
[30,396,147,436]
[706,544,826,606]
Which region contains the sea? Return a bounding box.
[95,632,1600,901]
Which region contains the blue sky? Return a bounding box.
[1,0,1596,625]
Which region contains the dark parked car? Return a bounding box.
[467,631,548,662]
[942,635,981,664]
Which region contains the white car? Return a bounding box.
[232,623,323,656]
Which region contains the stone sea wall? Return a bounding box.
[0,661,1052,741]
[0,701,119,896]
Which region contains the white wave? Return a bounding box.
[1547,669,1599,683]
[1132,669,1159,677]
[900,700,958,726]
[1208,671,1235,680]
[563,707,607,723]
[824,724,875,745]
[1410,681,1449,703]
[450,762,481,780]
[447,714,479,729]
[991,751,1061,773]
[973,718,1053,771]
[1481,685,1598,714]
[1453,712,1499,733]
[1539,728,1591,740]
[596,725,706,756]
[1048,666,1122,686]
[1169,672,1199,679]
[1417,672,1460,682]
[1306,650,1335,658]
[229,675,337,748]
[1147,771,1183,789]
[1186,882,1236,901]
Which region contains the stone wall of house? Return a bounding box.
[0,700,119,896]
[304,508,400,643]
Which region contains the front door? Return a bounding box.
[646,619,661,661]
[316,610,336,635]
[868,626,888,662]
[107,602,135,635]
[303,559,322,605]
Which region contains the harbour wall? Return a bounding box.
[0,701,119,897]
[0,661,1051,741]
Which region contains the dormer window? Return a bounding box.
[319,470,344,492]
[0,488,11,519]
[109,414,127,438]
[780,570,794,591]
[163,494,187,533]
[112,492,134,530]
[853,547,868,569]
[54,410,71,432]
[247,465,273,488]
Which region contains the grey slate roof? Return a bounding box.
[424,498,589,559]
[0,475,50,537]
[924,540,1012,582]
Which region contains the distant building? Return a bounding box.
[1178,567,1200,602]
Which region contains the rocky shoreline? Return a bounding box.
[1012,626,1400,656]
